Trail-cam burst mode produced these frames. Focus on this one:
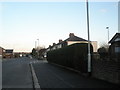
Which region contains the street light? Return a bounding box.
[35,41,37,49]
[86,0,91,73]
[106,27,109,43]
[37,39,39,47]
[37,39,39,59]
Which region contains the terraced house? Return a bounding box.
[47,33,98,52]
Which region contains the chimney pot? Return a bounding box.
[69,33,75,37]
[59,39,63,43]
[53,43,56,46]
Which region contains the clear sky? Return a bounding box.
[0,0,119,52]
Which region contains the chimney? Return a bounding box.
[69,33,75,38]
[53,43,56,46]
[59,39,63,43]
[49,45,51,48]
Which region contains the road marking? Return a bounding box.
[29,63,41,90]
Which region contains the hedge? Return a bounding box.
[47,43,93,73]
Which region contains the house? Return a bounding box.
[48,33,98,52]
[3,49,13,58]
[109,33,120,60]
[0,47,5,59]
[14,52,21,58]
[109,33,120,44]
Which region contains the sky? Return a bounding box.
[0,0,119,52]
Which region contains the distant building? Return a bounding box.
[13,52,21,58]
[3,49,13,58]
[0,47,5,59]
[47,33,98,52]
[14,52,30,57]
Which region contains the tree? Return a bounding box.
[31,45,46,59]
[99,42,109,52]
[31,48,37,58]
[98,42,109,59]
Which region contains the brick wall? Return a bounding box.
[92,53,120,84]
[0,47,3,55]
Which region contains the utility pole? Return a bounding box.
[86,0,91,73]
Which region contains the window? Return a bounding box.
[115,47,120,53]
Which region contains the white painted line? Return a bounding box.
[30,64,41,90]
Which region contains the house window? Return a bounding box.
[115,47,120,53]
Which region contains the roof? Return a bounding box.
[109,33,120,43]
[48,33,88,49]
[5,49,13,53]
[56,34,88,46]
[65,35,87,42]
[0,46,5,50]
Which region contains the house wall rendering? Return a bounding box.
[91,41,98,52]
[67,41,88,46]
[67,41,97,52]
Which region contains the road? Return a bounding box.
[33,61,119,88]
[2,57,36,89]
[2,57,119,89]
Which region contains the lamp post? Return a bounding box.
[86,0,91,73]
[37,39,39,59]
[37,39,39,47]
[118,0,120,33]
[106,27,109,43]
[35,41,37,49]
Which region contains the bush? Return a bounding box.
[47,43,93,73]
[98,47,108,59]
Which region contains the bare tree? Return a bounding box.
[36,45,45,51]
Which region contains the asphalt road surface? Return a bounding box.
[2,57,119,89]
[32,61,119,89]
[2,57,36,89]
